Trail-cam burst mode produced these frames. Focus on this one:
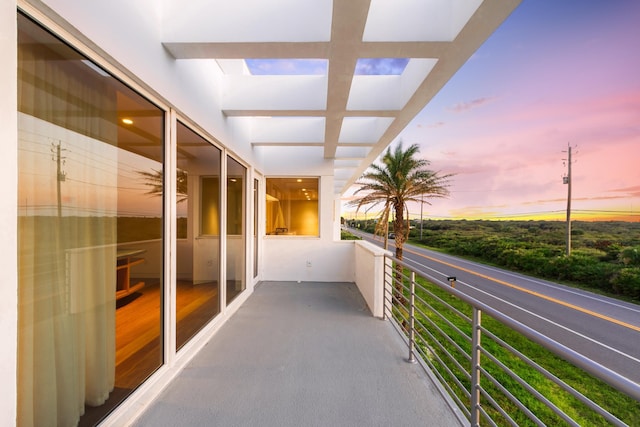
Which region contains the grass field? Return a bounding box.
[390,271,640,426]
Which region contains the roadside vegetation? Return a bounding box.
[403,275,640,426]
[340,229,361,240]
[345,217,640,422]
[349,219,640,302]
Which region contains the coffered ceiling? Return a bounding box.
[162,0,520,194]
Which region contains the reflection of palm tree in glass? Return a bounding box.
[137,169,188,203]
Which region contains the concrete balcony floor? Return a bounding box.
[133,281,461,426]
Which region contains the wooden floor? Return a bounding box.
[115,279,222,388]
[80,278,232,426]
[176,281,221,350]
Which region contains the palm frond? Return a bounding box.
[137,168,189,203]
[348,141,454,259]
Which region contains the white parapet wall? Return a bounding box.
[262,239,355,283]
[354,240,391,318]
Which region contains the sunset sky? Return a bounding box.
[344,0,640,222]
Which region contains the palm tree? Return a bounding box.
[349,142,452,301]
[350,142,451,258]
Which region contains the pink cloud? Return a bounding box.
[447,96,497,113]
[609,186,640,197]
[377,65,640,221]
[427,121,446,128]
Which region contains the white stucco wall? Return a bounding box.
[7,2,349,425]
[260,164,349,282]
[263,239,355,282]
[0,1,18,425]
[354,241,391,318]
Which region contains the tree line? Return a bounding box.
[350,218,640,301]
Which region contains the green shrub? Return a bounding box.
[611,268,640,298]
[619,247,640,266]
[340,230,361,240]
[408,220,640,300]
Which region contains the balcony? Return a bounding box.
[132,280,462,426]
[130,240,640,426]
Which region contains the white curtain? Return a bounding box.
[67,245,117,406]
[18,113,118,427]
[18,21,119,423]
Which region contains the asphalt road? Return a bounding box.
[348,228,640,385]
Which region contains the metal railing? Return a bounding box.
[383,255,640,427]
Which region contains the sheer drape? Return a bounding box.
[18,18,118,426]
[18,115,118,426]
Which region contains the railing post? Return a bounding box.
[471,308,482,426]
[407,271,417,364]
[382,256,387,320]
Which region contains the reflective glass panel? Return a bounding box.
[266,178,319,236]
[18,14,163,426]
[176,122,221,349]
[226,157,246,304]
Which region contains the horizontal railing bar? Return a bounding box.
[413,294,473,349]
[413,324,471,386]
[480,326,626,426]
[414,302,472,357]
[388,316,472,419]
[478,365,557,427]
[384,272,473,418]
[414,312,472,370]
[478,385,521,427]
[413,291,473,341]
[386,255,640,402]
[478,403,501,427]
[392,306,409,326]
[414,279,473,324]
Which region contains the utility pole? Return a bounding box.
[419,195,424,240]
[562,143,574,256]
[51,140,66,217]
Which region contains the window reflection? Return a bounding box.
[176,122,221,350]
[226,157,246,304]
[17,14,163,426]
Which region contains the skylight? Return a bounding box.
[245,59,328,75]
[355,58,409,75]
[244,58,410,76]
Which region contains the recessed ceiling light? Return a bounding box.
[122,118,133,125]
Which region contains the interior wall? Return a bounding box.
[289,200,319,236]
[176,239,192,280]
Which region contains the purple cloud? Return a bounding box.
[245,59,327,75]
[355,58,409,75]
[447,96,496,113]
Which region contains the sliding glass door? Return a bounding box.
[175,122,222,350]
[16,10,254,427]
[18,13,164,426]
[226,157,246,304]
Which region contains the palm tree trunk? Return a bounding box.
[394,202,405,308]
